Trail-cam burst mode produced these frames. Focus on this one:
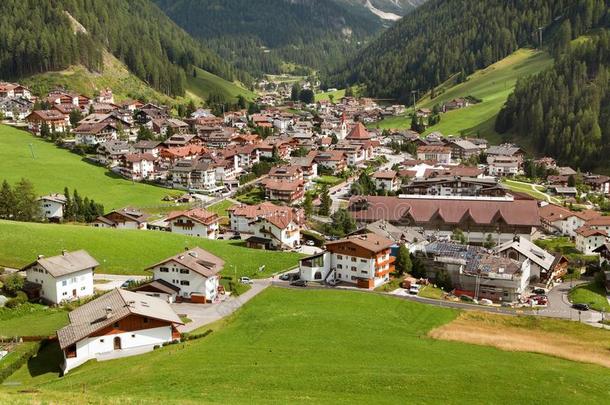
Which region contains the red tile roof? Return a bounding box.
[166,208,219,226]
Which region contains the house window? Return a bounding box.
[100,339,105,343]
[180,280,190,286]
[337,255,343,260]
[62,280,67,286]
[360,259,367,263]
[351,266,357,272]
[351,257,357,262]
[62,291,67,296]
[337,264,343,269]
[132,334,136,338]
[143,317,149,324]
[159,267,169,273]
[81,286,86,291]
[180,269,189,274]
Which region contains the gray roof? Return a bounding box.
[23,250,98,278]
[147,247,224,278]
[494,237,555,270]
[38,193,67,204]
[57,289,182,349]
[487,144,523,156]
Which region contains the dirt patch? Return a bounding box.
[429,312,610,368]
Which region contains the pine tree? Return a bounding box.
[303,193,313,217]
[63,186,73,221]
[395,244,413,276]
[319,186,332,217]
[0,180,15,219]
[13,178,39,222]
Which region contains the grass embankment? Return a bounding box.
[186,67,255,104]
[205,200,234,218]
[0,125,172,210]
[569,283,610,312]
[0,220,304,278]
[502,179,561,203]
[375,49,553,142]
[535,237,599,265]
[3,288,610,403]
[418,285,445,299]
[430,311,610,368]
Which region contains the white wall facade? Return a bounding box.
[152,261,219,301]
[169,218,219,239]
[64,325,173,374]
[39,199,64,220]
[26,266,93,304]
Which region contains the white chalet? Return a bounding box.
[57,288,182,374]
[38,193,67,222]
[23,250,98,305]
[166,208,220,239]
[146,247,224,303]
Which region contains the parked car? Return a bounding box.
[572,303,590,311]
[532,288,547,295]
[290,279,307,287]
[409,284,420,295]
[239,277,253,285]
[479,298,493,306]
[305,240,315,246]
[230,234,242,240]
[121,279,135,288]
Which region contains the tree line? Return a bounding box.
[0,179,104,223]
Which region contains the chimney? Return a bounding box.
[105,306,113,319]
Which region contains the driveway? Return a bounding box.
[93,274,148,291]
[173,279,271,333]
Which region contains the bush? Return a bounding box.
[594,271,607,288]
[181,329,213,341]
[4,298,21,309]
[3,273,24,296]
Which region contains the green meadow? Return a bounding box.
[2,288,609,404]
[0,220,303,277]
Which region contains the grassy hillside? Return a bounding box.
[186,66,256,103]
[373,49,553,142]
[0,125,171,209]
[3,288,609,403]
[0,220,303,277]
[22,51,176,104]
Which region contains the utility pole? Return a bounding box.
[538,27,544,48]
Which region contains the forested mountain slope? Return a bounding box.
[153,0,401,77]
[0,0,247,97]
[332,0,605,102]
[497,29,610,170]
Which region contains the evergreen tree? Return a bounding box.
[63,186,73,221]
[40,121,50,138]
[395,245,413,276]
[319,186,332,217]
[290,84,300,102]
[303,193,313,217]
[13,178,39,222]
[0,180,15,219]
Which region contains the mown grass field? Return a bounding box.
[0,304,68,338]
[3,288,609,404]
[0,125,173,210]
[186,67,256,103]
[0,220,303,277]
[501,179,561,203]
[374,49,553,142]
[315,88,346,102]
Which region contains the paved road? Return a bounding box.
[173,279,271,333]
[539,280,602,323]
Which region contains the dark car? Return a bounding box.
[290,279,307,287]
[121,279,135,288]
[572,303,590,311]
[230,234,241,240]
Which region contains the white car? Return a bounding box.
[239,277,254,284]
[409,284,420,295]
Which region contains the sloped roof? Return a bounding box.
[22,250,99,277]
[346,122,371,140]
[495,236,555,270]
[326,233,394,253]
[57,289,182,349]
[166,208,218,226]
[147,247,224,278]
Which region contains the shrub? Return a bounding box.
[3,273,24,296]
[181,329,213,341]
[594,271,607,288]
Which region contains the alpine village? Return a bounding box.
[0,1,610,404]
